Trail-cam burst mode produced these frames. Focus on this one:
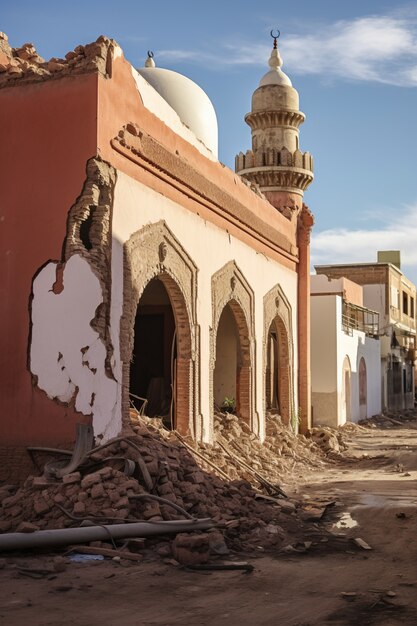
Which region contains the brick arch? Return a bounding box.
[120,221,199,436]
[263,285,294,426]
[211,261,256,430]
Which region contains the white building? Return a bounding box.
[311,275,381,426]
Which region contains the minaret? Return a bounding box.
[236,31,315,433]
[235,31,313,220]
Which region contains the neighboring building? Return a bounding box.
[0,32,315,477]
[316,251,416,412]
[310,275,381,427]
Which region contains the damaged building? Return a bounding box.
[315,252,417,412]
[0,31,314,480]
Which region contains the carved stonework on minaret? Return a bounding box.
[235,31,313,220]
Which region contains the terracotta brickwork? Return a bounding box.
[120,221,199,436]
[64,157,117,379]
[0,32,115,88]
[315,264,390,287]
[263,285,294,425]
[210,262,256,430]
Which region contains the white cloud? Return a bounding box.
[157,11,417,86]
[312,202,417,283]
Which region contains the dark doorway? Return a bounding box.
[266,325,279,412]
[130,279,176,423]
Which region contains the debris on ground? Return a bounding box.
[359,411,417,429]
[0,411,350,560]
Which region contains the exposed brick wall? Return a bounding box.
[210,262,255,432]
[263,285,294,426]
[0,32,115,89]
[121,221,198,437]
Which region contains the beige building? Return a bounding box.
[316,251,416,411]
[310,275,381,426]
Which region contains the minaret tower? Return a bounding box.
[235,30,313,219]
[236,31,315,433]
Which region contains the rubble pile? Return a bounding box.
[359,411,417,429]
[0,418,324,555]
[0,32,115,87]
[190,412,327,488]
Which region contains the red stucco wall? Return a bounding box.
[0,74,98,448]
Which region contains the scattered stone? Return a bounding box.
[62,472,81,485]
[353,538,372,550]
[208,531,229,555]
[172,533,210,566]
[16,521,39,533]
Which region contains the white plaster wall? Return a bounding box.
[335,297,381,423]
[110,171,299,442]
[30,255,120,440]
[311,296,338,392]
[311,295,381,426]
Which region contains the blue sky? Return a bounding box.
[3,0,417,279]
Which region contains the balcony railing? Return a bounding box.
[342,301,379,338]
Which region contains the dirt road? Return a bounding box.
[1,419,416,626]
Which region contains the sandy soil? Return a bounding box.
[0,419,416,626]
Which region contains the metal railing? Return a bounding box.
[341,301,379,338]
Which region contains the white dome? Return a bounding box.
[137,65,218,157]
[259,47,292,87]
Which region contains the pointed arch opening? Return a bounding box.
[265,315,291,424]
[263,285,294,427]
[121,221,198,437]
[128,273,192,433]
[213,299,252,423]
[342,356,352,423]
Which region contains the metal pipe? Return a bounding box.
[0,518,214,552]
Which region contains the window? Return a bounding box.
[402,291,408,316]
[410,297,415,319]
[390,286,399,308]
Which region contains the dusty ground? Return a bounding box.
[0,418,416,626]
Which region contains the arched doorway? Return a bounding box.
[130,278,176,424]
[213,299,251,423]
[121,222,198,436]
[128,273,193,433]
[265,316,291,424]
[359,357,367,420]
[342,356,352,423]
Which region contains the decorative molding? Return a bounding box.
[120,220,199,436]
[236,148,313,176]
[245,109,305,131]
[263,284,294,425]
[210,261,256,431]
[111,124,297,264]
[235,166,313,194]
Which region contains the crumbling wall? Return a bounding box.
[29,158,120,441]
[0,32,116,87]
